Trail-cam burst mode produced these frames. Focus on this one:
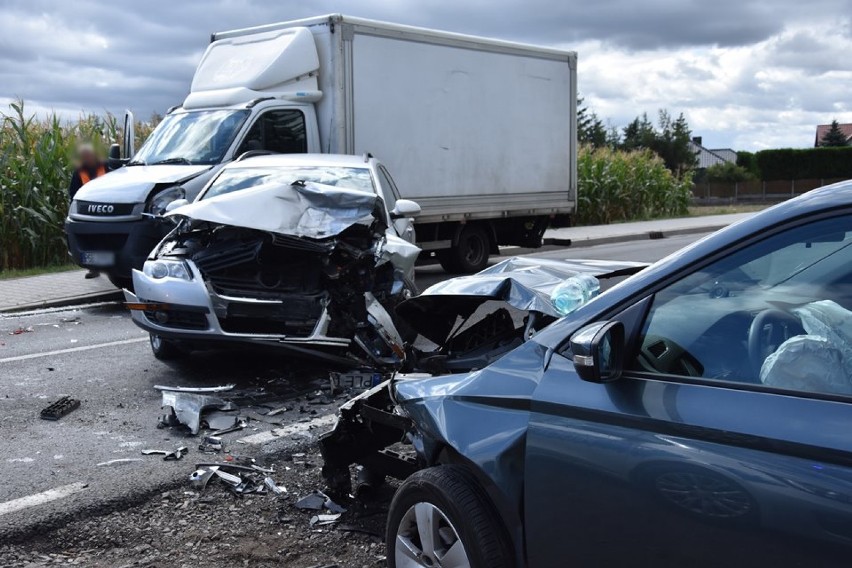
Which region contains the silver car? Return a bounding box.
[124,153,421,366]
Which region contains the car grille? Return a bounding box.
[218,296,324,336]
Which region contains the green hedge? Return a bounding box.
[754,147,852,180]
[576,146,692,225]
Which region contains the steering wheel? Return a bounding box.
[747,309,805,377]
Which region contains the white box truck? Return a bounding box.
[66,14,576,287]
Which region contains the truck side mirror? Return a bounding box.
[107,143,123,169]
[390,199,421,219]
[570,321,625,383]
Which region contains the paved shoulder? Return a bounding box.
[0,270,120,313]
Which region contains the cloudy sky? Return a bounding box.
[1,0,850,150]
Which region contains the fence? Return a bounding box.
[692,178,848,204]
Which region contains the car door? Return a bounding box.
[524,212,852,567]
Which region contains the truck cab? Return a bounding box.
[66,27,323,288]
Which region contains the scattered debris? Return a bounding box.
[40,396,81,421]
[329,370,384,392]
[198,435,223,453]
[310,513,341,527]
[189,466,219,490]
[295,490,346,514]
[153,384,236,393]
[141,447,188,461]
[9,326,33,335]
[211,418,247,436]
[264,476,286,495]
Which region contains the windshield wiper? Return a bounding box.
[125,159,147,166]
[153,157,193,165]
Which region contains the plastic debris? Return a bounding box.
[295,490,346,514]
[189,467,219,490]
[40,396,81,421]
[198,435,223,453]
[9,326,34,335]
[264,476,286,495]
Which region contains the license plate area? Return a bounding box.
[80,251,116,267]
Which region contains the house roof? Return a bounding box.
[710,148,738,163]
[815,123,852,146]
[689,141,736,169]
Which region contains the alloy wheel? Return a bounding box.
[394,502,471,568]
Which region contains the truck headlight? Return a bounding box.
[144,260,192,281]
[146,186,185,216]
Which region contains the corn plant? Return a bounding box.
[576,145,692,226]
[0,99,154,271]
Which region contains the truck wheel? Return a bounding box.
[149,334,186,361]
[439,225,490,274]
[107,274,134,291]
[387,465,513,568]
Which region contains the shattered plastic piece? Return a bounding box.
[10,326,34,335]
[211,418,247,436]
[309,513,341,527]
[153,384,235,393]
[213,469,242,486]
[264,477,286,495]
[189,467,219,490]
[141,447,188,461]
[202,410,240,431]
[40,396,81,421]
[156,386,238,435]
[295,490,346,513]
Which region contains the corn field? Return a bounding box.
[0,100,154,271]
[576,145,693,225]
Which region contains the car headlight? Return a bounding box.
[143,260,192,281]
[146,186,185,216]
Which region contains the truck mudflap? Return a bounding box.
[318,380,421,496]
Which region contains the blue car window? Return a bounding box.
[633,214,852,397]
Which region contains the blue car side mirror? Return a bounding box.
[570,321,625,383]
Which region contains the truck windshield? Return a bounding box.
[202,166,375,200]
[132,110,250,166]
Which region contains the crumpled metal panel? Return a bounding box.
[398,257,646,343]
[167,180,380,239]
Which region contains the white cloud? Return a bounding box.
[0,1,850,150]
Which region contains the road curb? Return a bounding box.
[0,290,123,315]
[543,223,726,249]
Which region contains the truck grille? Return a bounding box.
[76,201,136,217]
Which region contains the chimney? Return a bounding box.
[692,136,703,146]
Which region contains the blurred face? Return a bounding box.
[78,146,97,167]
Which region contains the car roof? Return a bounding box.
[225,153,374,169]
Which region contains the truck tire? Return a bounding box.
[387,465,513,568]
[439,225,490,274]
[149,333,186,361]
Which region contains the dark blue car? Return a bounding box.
[322,182,852,568]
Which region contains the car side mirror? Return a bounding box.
[165,198,189,213]
[570,321,625,383]
[390,199,421,219]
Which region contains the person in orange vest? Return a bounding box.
[68,143,109,278]
[67,143,108,200]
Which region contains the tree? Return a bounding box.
[577,97,608,148]
[702,162,755,183]
[821,120,849,147]
[620,110,696,176]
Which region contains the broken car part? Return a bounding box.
[152,384,235,393]
[189,466,219,490]
[198,435,223,453]
[40,396,81,420]
[156,386,238,435]
[264,477,286,495]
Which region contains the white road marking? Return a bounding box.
[0,337,147,364]
[0,482,88,517]
[238,414,337,446]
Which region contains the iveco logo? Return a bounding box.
[87,204,115,214]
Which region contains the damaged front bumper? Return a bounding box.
[125,259,352,349]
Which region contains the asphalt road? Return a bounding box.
[0,232,706,541]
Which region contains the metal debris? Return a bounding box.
[295,490,346,514]
[189,466,219,490]
[310,513,341,527]
[198,435,223,453]
[156,386,238,435]
[40,396,81,420]
[142,447,188,461]
[153,384,235,393]
[264,476,286,495]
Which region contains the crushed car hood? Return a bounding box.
[398,257,647,344]
[168,180,381,239]
[73,164,212,204]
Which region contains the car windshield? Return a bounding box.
[132,110,250,166]
[201,166,375,200]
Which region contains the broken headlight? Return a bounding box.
[143,260,192,281]
[146,185,185,216]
